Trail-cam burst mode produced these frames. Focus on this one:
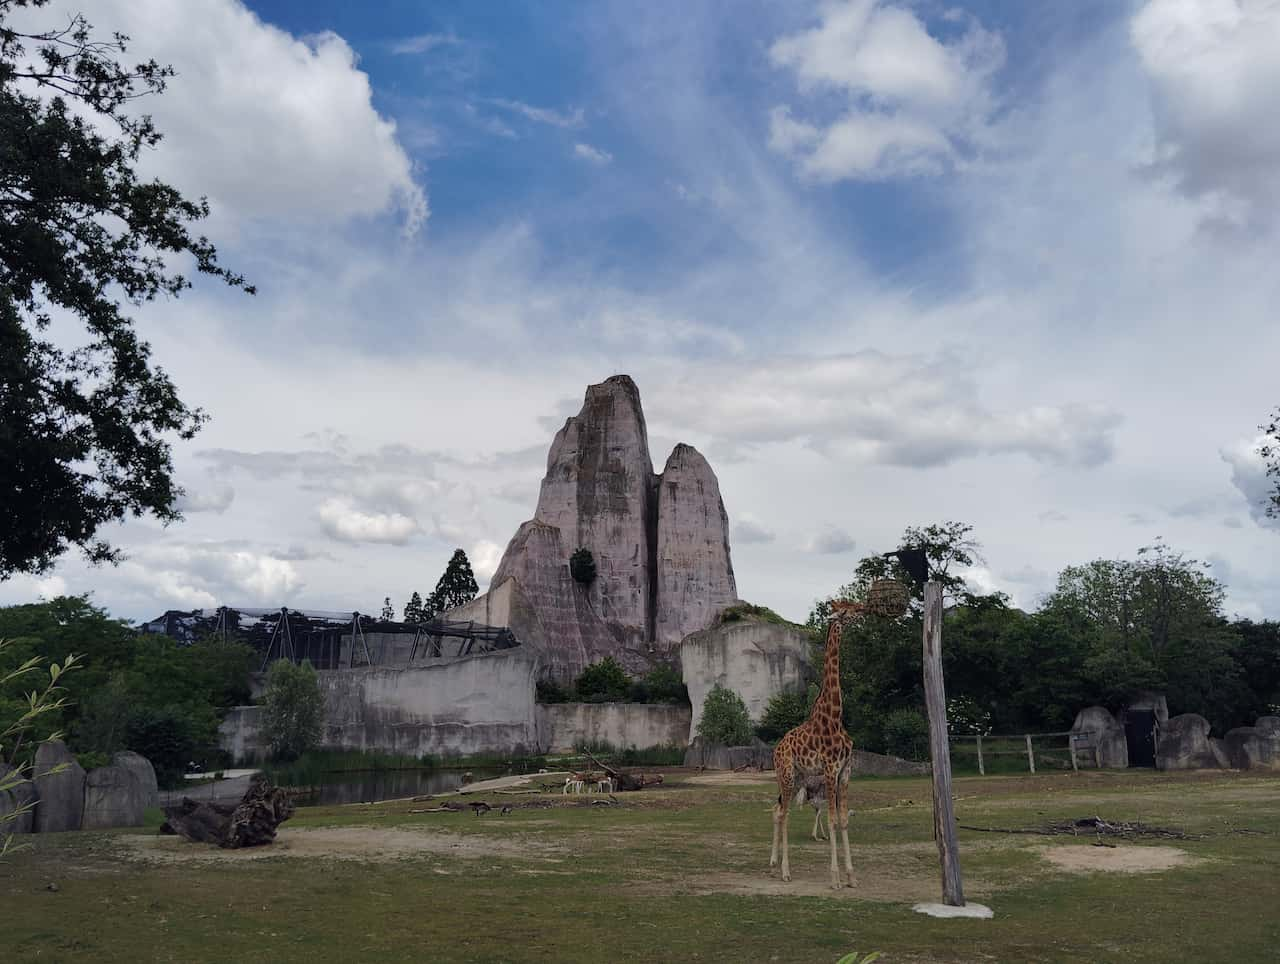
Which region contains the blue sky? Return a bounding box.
[5,0,1279,623]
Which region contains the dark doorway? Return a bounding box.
[1125,710,1156,767]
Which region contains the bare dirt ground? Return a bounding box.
[119,826,566,864]
[1036,843,1202,874]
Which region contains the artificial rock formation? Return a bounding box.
[112,751,160,809]
[32,740,86,833]
[0,763,37,835]
[464,376,739,680]
[1223,717,1280,770]
[82,763,148,830]
[1154,714,1229,771]
[1070,706,1129,768]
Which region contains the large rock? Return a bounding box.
[654,444,738,651]
[82,764,147,829]
[848,749,930,777]
[1070,706,1129,768]
[0,762,37,835]
[111,751,159,809]
[684,736,773,770]
[681,614,814,740]
[1155,714,1228,771]
[469,376,741,680]
[33,740,86,832]
[1223,722,1280,771]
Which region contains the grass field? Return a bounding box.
[4,767,1278,963]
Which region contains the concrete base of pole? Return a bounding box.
[912,902,994,919]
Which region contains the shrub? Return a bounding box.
[755,690,811,743]
[569,547,597,584]
[642,663,688,704]
[535,679,572,704]
[262,660,325,762]
[717,602,792,626]
[124,705,214,788]
[882,707,930,761]
[697,684,753,746]
[574,657,629,701]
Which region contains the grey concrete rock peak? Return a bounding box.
[480,375,739,679]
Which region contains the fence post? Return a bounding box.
[976,734,985,776]
[922,579,965,907]
[1025,734,1036,774]
[1068,736,1078,772]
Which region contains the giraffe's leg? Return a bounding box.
[826,771,841,890]
[838,765,855,887]
[774,767,794,881]
[811,806,821,841]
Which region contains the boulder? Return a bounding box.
[653,444,738,651]
[1255,716,1280,736]
[0,762,37,835]
[1223,724,1280,770]
[111,751,159,809]
[681,615,814,741]
[33,740,86,832]
[1070,706,1128,768]
[848,749,930,777]
[684,736,774,771]
[1155,714,1228,770]
[82,764,147,829]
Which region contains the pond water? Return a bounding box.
[291,767,507,806]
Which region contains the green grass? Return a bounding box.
[4,768,1279,962]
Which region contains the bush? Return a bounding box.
[262,660,325,762]
[536,679,572,704]
[569,547,597,584]
[125,705,214,788]
[574,657,629,702]
[755,690,811,743]
[642,663,688,704]
[717,602,792,626]
[697,684,753,746]
[882,707,929,761]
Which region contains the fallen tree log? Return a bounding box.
[160,774,295,848]
[581,750,665,791]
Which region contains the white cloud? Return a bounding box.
[318,498,421,545]
[806,526,856,554]
[22,0,427,233]
[177,483,236,514]
[391,32,459,56]
[1221,438,1278,527]
[733,517,776,545]
[469,540,504,581]
[574,142,614,165]
[1131,0,1280,228]
[491,98,585,128]
[768,0,1004,180]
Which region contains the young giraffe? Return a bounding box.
[770,598,863,889]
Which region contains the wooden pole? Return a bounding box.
[1068,736,1079,772]
[1025,734,1036,774]
[922,580,965,907]
[976,734,985,776]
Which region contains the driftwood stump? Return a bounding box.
[160,774,295,848]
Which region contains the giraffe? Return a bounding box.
[770,598,863,889]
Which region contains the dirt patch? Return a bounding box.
[118,826,565,864]
[1037,844,1202,874]
[684,771,774,788]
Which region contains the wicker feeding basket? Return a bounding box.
[866,578,909,617]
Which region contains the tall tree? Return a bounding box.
[1260,406,1280,520]
[403,592,425,624]
[380,597,395,622]
[432,549,479,613]
[0,2,252,579]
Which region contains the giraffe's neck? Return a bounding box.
[812,617,843,721]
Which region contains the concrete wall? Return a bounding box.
[318,647,541,758]
[537,703,691,753]
[220,705,268,764]
[680,616,814,740]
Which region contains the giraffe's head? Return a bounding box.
[828,599,863,627]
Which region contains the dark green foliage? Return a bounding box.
[697,684,752,746]
[717,602,794,626]
[381,598,395,622]
[574,657,629,702]
[1260,406,1279,519]
[535,679,572,704]
[573,740,685,767]
[261,659,324,762]
[881,708,929,761]
[0,1,251,578]
[403,592,426,624]
[641,663,688,704]
[569,547,596,584]
[432,549,479,613]
[755,690,812,742]
[125,706,210,788]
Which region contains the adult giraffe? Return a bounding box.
[769,598,863,889]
